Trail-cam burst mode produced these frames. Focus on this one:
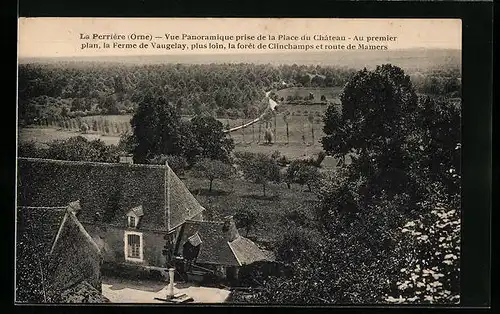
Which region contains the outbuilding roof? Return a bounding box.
[175,219,270,267]
[16,205,103,303]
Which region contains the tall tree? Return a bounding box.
[321,64,420,201]
[189,115,234,163]
[285,160,321,192]
[130,94,182,163]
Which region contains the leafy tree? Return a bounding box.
[130,94,182,164]
[189,115,235,163]
[239,153,281,196]
[286,160,320,192]
[234,207,259,237]
[192,158,235,192]
[321,64,420,201]
[384,195,460,304]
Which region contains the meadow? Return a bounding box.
[19,87,336,160]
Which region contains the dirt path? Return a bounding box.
[102,276,231,304]
[223,90,279,134]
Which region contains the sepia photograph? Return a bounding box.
[16,18,462,305]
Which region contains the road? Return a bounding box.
[223,90,279,134]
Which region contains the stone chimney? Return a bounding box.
[222,215,239,242]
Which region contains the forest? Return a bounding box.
[18,62,461,126]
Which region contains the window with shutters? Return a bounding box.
[124,231,143,262]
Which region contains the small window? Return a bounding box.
[128,216,135,228]
[127,234,141,259]
[128,216,137,228]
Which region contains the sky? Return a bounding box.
[18,18,462,58]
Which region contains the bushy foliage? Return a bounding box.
[385,195,460,304]
[18,136,123,163]
[130,94,183,163]
[234,206,260,237]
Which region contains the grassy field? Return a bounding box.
[19,92,337,160]
[19,114,328,160]
[182,171,321,247]
[18,127,122,147]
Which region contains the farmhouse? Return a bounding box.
[17,157,271,283]
[17,157,204,271]
[16,203,108,303]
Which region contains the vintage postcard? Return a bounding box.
[16,18,461,304]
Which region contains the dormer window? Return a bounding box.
[126,205,144,229]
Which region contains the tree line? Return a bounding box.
[18,62,358,126]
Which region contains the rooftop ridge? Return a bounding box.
[18,206,68,211]
[17,157,169,170]
[185,219,224,225]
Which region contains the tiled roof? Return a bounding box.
[58,281,110,303]
[176,220,239,266]
[128,205,144,217]
[175,220,270,267]
[16,206,67,258]
[17,157,204,231]
[228,237,269,266]
[46,211,102,296]
[16,205,103,303]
